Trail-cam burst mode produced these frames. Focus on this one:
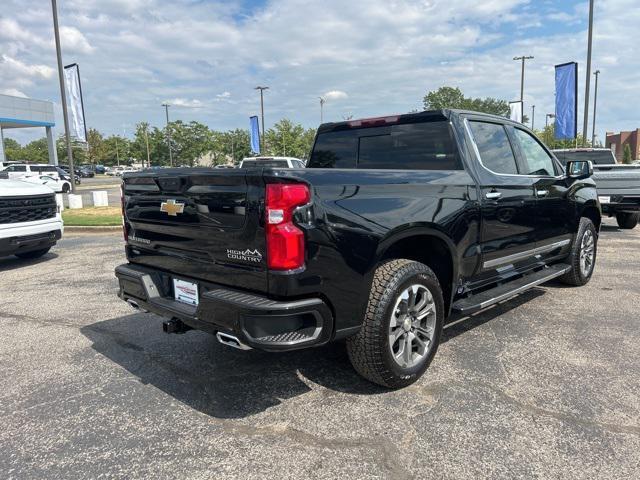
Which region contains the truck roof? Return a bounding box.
[317,109,521,134]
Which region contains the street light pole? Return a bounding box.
[51,0,76,193]
[513,55,534,117]
[592,69,600,146]
[583,0,595,146]
[319,97,325,124]
[162,103,173,166]
[531,105,535,130]
[144,126,150,168]
[254,86,269,152]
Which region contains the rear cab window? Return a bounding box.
[308,119,462,170]
[241,160,289,168]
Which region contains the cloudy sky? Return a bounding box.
[1,0,637,144]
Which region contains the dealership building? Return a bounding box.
[0,93,57,164]
[606,129,640,162]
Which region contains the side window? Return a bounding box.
[9,165,27,172]
[513,129,557,176]
[468,121,518,175]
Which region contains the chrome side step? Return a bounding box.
[452,263,571,315]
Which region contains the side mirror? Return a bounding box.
[566,160,593,179]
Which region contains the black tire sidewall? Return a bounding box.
[574,219,597,283]
[378,268,444,383]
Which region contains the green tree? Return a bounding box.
[2,138,22,161]
[217,129,251,165]
[423,86,512,118]
[56,137,87,165]
[264,119,316,159]
[101,135,130,166]
[623,144,633,164]
[131,122,152,168]
[534,125,590,150]
[86,128,106,165]
[24,138,52,163]
[169,120,215,167]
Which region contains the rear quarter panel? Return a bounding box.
[267,168,480,333]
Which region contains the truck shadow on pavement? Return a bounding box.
[80,289,544,419]
[0,252,59,273]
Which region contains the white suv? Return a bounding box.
[1,163,61,180]
[0,175,64,260]
[239,156,306,168]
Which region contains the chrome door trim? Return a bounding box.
[483,239,571,269]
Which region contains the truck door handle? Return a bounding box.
[537,189,549,197]
[485,191,502,200]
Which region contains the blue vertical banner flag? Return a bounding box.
[250,115,260,153]
[554,62,578,140]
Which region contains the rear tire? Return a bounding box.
[616,212,639,229]
[62,183,70,193]
[346,259,444,389]
[559,218,597,286]
[15,247,51,260]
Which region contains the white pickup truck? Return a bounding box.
[0,175,63,260]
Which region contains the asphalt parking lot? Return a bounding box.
[1,219,639,479]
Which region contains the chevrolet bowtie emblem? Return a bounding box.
[160,199,185,216]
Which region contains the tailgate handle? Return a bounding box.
[157,177,183,192]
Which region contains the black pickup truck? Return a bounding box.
[116,110,600,388]
[553,148,640,229]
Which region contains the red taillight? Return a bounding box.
[266,183,310,270]
[121,183,128,242]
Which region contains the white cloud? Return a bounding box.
[0,88,28,98]
[0,0,637,144]
[166,98,204,108]
[0,55,55,79]
[60,26,94,54]
[323,90,348,101]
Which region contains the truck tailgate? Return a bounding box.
[122,169,267,292]
[593,165,640,193]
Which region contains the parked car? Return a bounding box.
[76,166,95,178]
[56,167,80,185]
[1,163,60,180]
[21,175,72,193]
[0,174,63,259]
[116,109,600,389]
[95,165,106,174]
[553,148,640,229]
[239,156,306,168]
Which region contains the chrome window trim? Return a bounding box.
[464,118,563,180]
[483,239,571,269]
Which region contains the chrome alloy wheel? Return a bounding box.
[579,229,595,277]
[388,284,437,369]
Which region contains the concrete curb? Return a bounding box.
[64,226,121,233]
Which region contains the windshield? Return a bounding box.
[554,150,616,165]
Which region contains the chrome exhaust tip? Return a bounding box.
[127,299,140,310]
[216,332,252,351]
[126,298,148,313]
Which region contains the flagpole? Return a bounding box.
[51,0,76,193]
